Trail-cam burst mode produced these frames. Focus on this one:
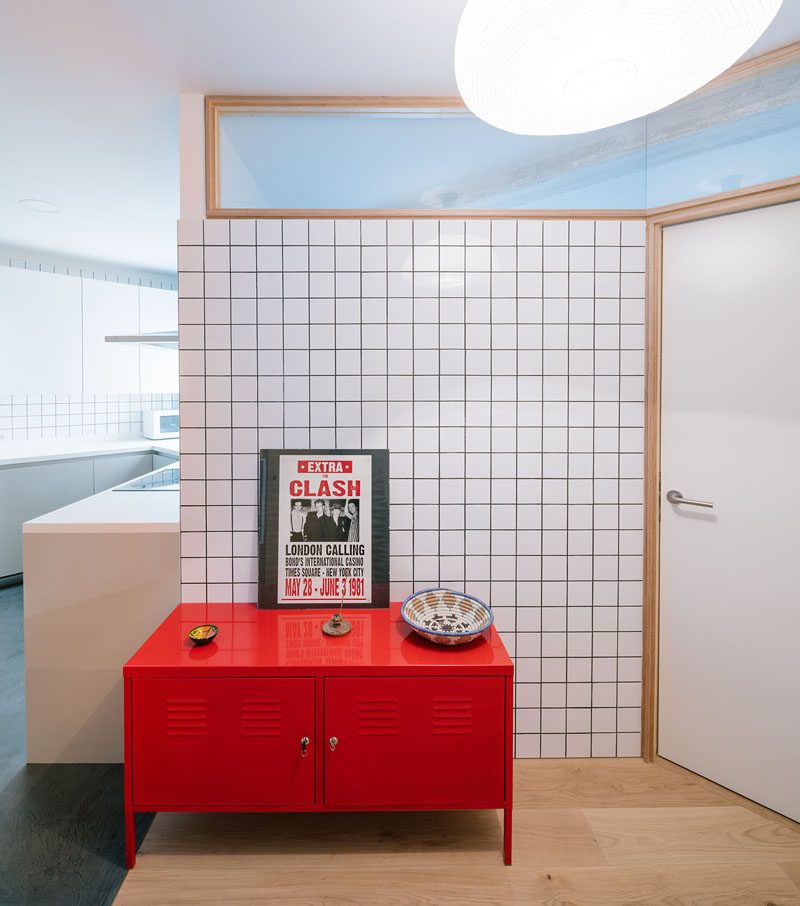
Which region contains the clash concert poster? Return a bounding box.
[258,449,389,609]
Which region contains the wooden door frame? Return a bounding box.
[640,173,800,761]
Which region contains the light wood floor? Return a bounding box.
[114,757,800,905]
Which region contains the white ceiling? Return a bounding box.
[2,0,799,275]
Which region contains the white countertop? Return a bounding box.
[24,484,178,531]
[0,436,179,467]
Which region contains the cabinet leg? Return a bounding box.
[503,806,512,865]
[125,810,136,869]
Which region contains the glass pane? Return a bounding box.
[645,61,800,207]
[218,107,647,211]
[216,62,800,212]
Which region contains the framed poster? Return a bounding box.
[258,449,389,609]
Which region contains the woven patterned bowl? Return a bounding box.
[401,588,493,646]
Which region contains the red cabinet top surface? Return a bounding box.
[124,602,513,678]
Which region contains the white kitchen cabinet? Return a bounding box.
[140,286,178,394]
[0,267,177,396]
[82,280,139,393]
[1,450,167,577]
[0,459,94,577]
[0,267,82,394]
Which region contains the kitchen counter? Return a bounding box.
[22,438,180,763]
[2,439,179,576]
[24,484,178,530]
[14,436,180,763]
[0,436,178,467]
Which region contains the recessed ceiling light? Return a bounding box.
[455,0,783,135]
[19,198,60,214]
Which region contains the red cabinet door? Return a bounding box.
[132,677,315,807]
[324,675,505,808]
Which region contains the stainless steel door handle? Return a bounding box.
[666,489,713,509]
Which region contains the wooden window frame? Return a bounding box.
[204,95,645,221]
[204,40,800,222]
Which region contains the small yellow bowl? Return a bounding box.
[188,624,218,646]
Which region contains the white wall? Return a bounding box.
[178,216,646,759]
[179,94,206,221]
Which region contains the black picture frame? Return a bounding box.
[258,448,390,609]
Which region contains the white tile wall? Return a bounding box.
[178,217,646,758]
[0,393,179,441]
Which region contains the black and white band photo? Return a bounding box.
[288,498,360,543]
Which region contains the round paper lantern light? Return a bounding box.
[454,0,783,135]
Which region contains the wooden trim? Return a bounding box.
[647,175,800,226]
[207,207,648,220]
[205,96,220,213]
[702,38,800,93]
[206,95,468,110]
[641,219,663,763]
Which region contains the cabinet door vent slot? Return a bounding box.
[166,698,207,736]
[432,697,472,735]
[240,698,282,736]
[357,697,399,736]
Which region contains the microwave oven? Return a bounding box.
[143,409,179,440]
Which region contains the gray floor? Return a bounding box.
[0,583,152,906]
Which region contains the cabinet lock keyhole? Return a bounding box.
[329,736,338,752]
[300,736,309,757]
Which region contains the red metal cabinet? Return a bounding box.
[324,676,505,808]
[131,677,315,807]
[124,604,513,869]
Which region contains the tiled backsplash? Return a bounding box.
[178,217,646,758]
[0,393,178,441]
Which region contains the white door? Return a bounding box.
[659,200,800,821]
